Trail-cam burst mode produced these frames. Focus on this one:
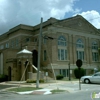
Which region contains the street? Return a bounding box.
[0,81,100,100]
[40,81,100,93]
[0,90,100,100]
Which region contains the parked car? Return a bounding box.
[80,72,100,84]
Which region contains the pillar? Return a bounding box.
[72,35,76,64]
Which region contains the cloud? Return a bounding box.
[78,10,100,29]
[0,0,78,34]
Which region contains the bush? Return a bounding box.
[74,68,85,79]
[56,75,64,80]
[26,79,44,83]
[0,74,8,82]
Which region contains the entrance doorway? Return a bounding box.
[32,50,38,67]
[60,69,69,77]
[8,67,11,81]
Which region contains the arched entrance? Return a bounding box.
[32,50,38,67]
[8,67,11,81]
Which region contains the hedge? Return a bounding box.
[0,74,8,82]
[56,74,64,80]
[26,79,44,83]
[74,68,85,79]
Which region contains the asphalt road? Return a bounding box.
[57,82,100,91]
[0,90,100,100]
[0,81,100,100]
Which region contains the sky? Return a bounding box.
[0,0,100,35]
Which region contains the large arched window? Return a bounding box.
[92,41,98,61]
[76,39,84,48]
[58,36,67,60]
[76,39,84,60]
[58,36,66,46]
[92,41,98,50]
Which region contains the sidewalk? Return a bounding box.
[0,80,79,95]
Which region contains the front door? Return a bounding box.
[8,67,11,81]
[62,69,66,77]
[60,69,69,77]
[32,50,38,68]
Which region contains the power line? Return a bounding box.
[43,35,100,49]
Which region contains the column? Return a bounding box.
[68,34,73,64]
[21,59,25,81]
[85,37,89,63]
[88,38,92,64]
[72,35,76,64]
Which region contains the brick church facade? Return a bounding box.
[0,15,100,81]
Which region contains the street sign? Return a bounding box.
[76,59,82,68]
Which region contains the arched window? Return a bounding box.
[76,39,84,48]
[58,36,67,60]
[92,41,98,50]
[76,39,84,60]
[92,41,98,61]
[58,36,66,46]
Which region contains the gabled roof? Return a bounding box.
[0,24,33,37]
[33,17,58,31]
[32,15,100,35]
[54,15,100,34]
[0,15,100,38]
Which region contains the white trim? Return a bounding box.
[32,65,37,71]
[17,49,32,54]
[0,34,33,44]
[48,26,100,39]
[9,34,33,40]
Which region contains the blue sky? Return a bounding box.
[65,0,100,18]
[74,0,100,12]
[0,0,100,34]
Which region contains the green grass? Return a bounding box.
[7,87,42,92]
[51,89,66,94]
[61,77,79,81]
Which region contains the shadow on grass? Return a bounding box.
[51,89,68,94]
[7,87,42,92]
[61,77,79,81]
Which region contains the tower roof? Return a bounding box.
[17,49,32,54]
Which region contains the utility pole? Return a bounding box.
[36,17,43,88]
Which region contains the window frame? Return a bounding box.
[43,50,47,61]
[92,41,99,62]
[58,35,67,61]
[76,38,84,61]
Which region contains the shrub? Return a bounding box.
[74,68,85,79]
[56,74,64,80]
[0,74,8,82]
[26,79,44,83]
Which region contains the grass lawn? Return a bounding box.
[7,87,66,94]
[7,87,42,92]
[62,77,79,81]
